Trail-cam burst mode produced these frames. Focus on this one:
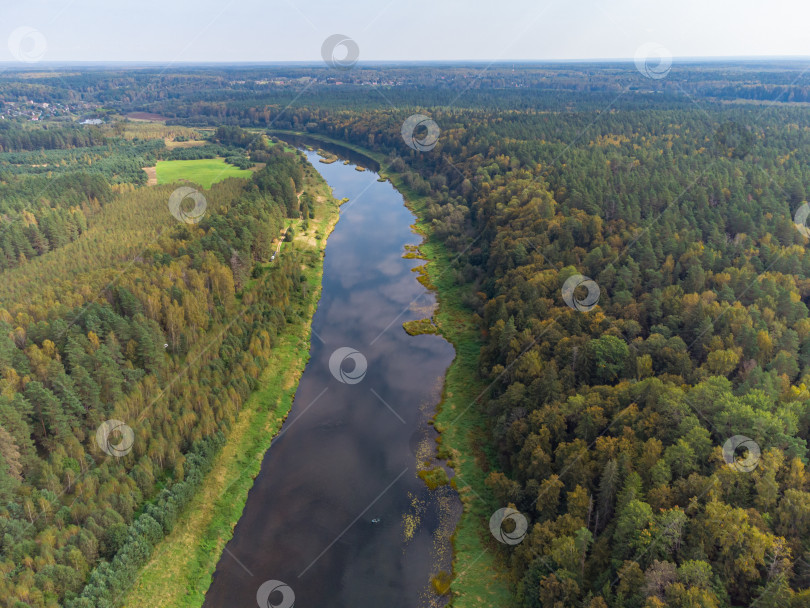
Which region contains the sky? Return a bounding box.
[3,0,810,63]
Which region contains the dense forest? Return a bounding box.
[0,121,311,606]
[4,62,810,606]
[283,95,810,606]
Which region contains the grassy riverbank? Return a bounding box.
[121,157,340,607]
[276,132,513,606]
[394,179,516,608]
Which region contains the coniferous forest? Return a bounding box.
[3,61,810,607]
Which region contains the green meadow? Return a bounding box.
[155,158,253,189]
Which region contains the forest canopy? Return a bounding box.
[3,62,810,606]
[0,129,309,606]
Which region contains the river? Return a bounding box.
[202,147,458,608]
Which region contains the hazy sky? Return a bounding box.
[3,0,810,63]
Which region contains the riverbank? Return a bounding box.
[268,129,384,169]
[391,176,515,608]
[121,156,341,607]
[274,132,513,606]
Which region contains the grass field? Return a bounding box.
[155,158,253,189]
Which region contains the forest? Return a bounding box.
[0,122,267,272]
[3,62,810,606]
[232,72,810,606]
[292,97,810,607]
[0,118,313,606]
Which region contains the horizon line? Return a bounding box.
[1,55,810,68]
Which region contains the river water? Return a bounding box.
[203,148,458,608]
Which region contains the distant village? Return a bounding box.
[0,99,102,123]
[227,75,401,87]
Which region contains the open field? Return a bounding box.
[155,158,253,188]
[126,111,168,121]
[113,121,206,142]
[164,138,208,149]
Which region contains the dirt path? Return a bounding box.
[143,166,157,186]
[272,227,288,259]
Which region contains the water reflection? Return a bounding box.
[203,149,457,608]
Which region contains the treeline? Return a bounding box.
[9,63,810,118]
[0,143,307,606]
[214,125,262,148]
[160,126,271,169]
[69,433,223,607]
[163,143,252,170]
[0,124,106,153]
[251,145,303,217]
[294,99,810,606]
[0,138,163,183]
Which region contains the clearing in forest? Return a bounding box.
[155,158,253,189]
